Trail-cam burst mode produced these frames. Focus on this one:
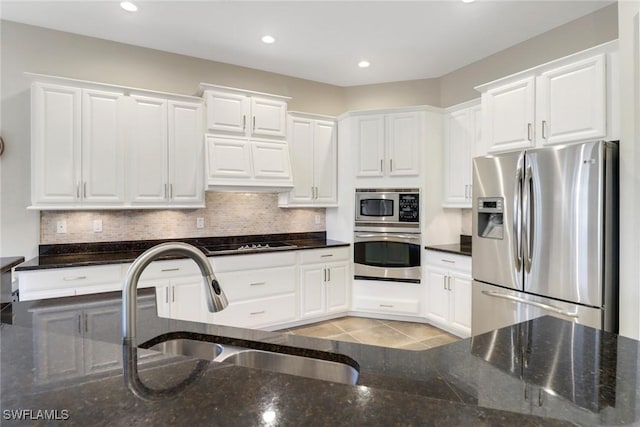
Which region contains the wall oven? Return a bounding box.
[354,188,421,283]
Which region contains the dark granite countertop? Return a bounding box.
[2,289,638,425]
[425,234,472,256]
[1,257,25,273]
[15,232,349,271]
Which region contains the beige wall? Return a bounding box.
[345,78,440,111]
[439,3,618,107]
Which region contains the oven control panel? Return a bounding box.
[398,193,419,222]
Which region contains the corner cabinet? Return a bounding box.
[201,84,294,191]
[424,250,471,338]
[29,74,205,210]
[443,100,481,208]
[477,41,618,154]
[278,112,338,207]
[354,111,421,177]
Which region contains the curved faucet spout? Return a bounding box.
[122,242,229,345]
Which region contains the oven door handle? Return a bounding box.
[355,233,420,240]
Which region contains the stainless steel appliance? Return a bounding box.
[354,188,421,283]
[472,140,618,335]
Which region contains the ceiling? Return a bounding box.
[1,1,614,87]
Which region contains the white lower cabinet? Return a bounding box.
[155,277,211,324]
[424,250,472,338]
[299,248,350,319]
[32,294,160,384]
[352,280,422,317]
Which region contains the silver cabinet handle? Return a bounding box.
[443,277,447,290]
[323,268,327,282]
[242,115,246,131]
[541,120,548,139]
[77,314,82,334]
[172,286,175,303]
[441,259,455,264]
[250,310,265,315]
[390,159,393,172]
[447,276,452,291]
[63,276,87,281]
[380,159,383,173]
[250,282,266,286]
[84,313,88,333]
[164,183,168,199]
[481,290,579,317]
[252,116,256,132]
[380,304,394,308]
[169,184,173,199]
[469,184,472,199]
[321,254,333,258]
[165,287,169,304]
[327,268,331,282]
[527,123,532,141]
[83,182,87,198]
[161,268,180,272]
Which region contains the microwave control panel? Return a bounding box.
[398,193,420,222]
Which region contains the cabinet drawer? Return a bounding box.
[300,247,349,264]
[353,296,420,316]
[19,265,123,301]
[137,259,201,281]
[211,251,296,272]
[216,266,295,302]
[424,250,471,273]
[212,294,296,328]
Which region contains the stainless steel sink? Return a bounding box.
[147,338,359,385]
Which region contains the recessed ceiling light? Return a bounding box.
[358,60,371,68]
[261,35,276,44]
[120,1,138,12]
[462,0,475,3]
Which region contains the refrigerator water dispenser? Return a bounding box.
[477,197,504,239]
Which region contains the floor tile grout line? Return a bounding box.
[384,322,436,343]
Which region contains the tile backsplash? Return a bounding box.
[461,209,472,235]
[41,193,325,244]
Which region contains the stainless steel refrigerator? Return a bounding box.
[471,140,618,336]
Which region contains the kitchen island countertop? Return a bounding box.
[2,290,638,426]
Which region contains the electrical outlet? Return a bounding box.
[196,217,205,229]
[93,219,103,233]
[314,215,321,225]
[56,220,67,234]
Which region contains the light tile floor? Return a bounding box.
[281,317,460,351]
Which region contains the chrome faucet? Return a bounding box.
[122,242,229,345]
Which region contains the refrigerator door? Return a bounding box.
[472,151,523,291]
[472,281,603,336]
[523,141,604,307]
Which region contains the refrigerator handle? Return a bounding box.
[523,165,533,273]
[481,291,579,318]
[513,164,523,272]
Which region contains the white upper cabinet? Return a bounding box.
[477,42,618,154]
[354,111,421,177]
[201,84,293,191]
[31,82,127,208]
[202,85,288,138]
[30,74,204,210]
[443,100,481,208]
[279,113,337,207]
[535,55,606,146]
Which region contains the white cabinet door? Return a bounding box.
[31,82,81,204]
[426,268,450,325]
[251,141,292,180]
[314,119,338,204]
[251,97,287,138]
[325,262,349,314]
[170,277,208,323]
[536,54,606,146]
[444,109,472,207]
[82,89,126,204]
[83,303,122,374]
[355,115,385,177]
[287,116,315,203]
[300,266,326,319]
[471,104,485,157]
[206,136,252,179]
[205,91,249,134]
[449,273,472,336]
[483,76,536,153]
[386,112,420,176]
[128,95,169,203]
[168,100,204,205]
[33,308,84,382]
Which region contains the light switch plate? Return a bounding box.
[93,219,103,233]
[196,217,205,229]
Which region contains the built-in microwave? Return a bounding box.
[354,188,420,232]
